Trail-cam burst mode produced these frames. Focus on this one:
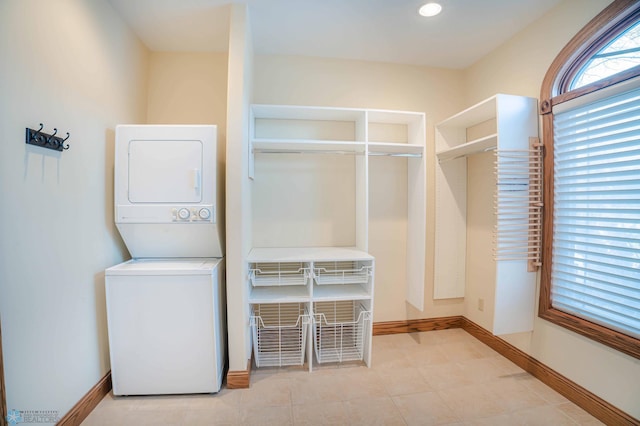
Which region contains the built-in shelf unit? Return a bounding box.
[248,104,427,369]
[248,247,374,370]
[434,94,540,335]
[250,105,425,172]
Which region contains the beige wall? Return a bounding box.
[146,52,229,128]
[464,0,640,418]
[0,0,148,420]
[252,55,467,322]
[464,0,614,104]
[146,51,229,251]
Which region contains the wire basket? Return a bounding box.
[249,262,310,287]
[313,261,372,285]
[312,301,371,364]
[251,303,309,367]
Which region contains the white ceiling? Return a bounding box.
[108,0,562,69]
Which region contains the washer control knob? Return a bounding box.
[198,208,211,220]
[178,208,190,220]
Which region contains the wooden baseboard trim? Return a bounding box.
[372,316,464,336]
[460,318,638,426]
[372,316,637,424]
[57,371,111,426]
[226,359,251,389]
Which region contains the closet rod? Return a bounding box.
[253,148,364,156]
[252,148,422,158]
[368,152,422,158]
[437,146,496,163]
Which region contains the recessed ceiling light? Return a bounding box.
[419,2,442,17]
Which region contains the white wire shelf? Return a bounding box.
[313,261,372,285]
[251,303,309,368]
[312,301,371,364]
[247,247,374,263]
[249,262,310,287]
[312,284,371,301]
[249,286,310,304]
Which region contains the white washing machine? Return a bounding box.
[106,259,226,395]
[106,125,226,395]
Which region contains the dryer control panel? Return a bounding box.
[173,207,214,222]
[116,204,215,223]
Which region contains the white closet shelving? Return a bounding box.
[248,247,374,369]
[248,104,427,369]
[249,106,424,158]
[436,133,498,163]
[434,94,539,335]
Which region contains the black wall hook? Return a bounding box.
[60,133,70,150]
[46,128,58,143]
[33,123,44,139]
[26,124,70,152]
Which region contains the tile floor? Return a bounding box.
[82,329,603,425]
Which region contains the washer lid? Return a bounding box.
[106,258,222,276]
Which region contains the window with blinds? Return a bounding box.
[551,82,640,339]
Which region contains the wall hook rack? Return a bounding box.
[26,123,70,152]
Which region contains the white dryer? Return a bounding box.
[114,125,223,258]
[106,125,226,395]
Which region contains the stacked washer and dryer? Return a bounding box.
[105,125,226,396]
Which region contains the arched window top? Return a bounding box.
[570,19,640,90]
[540,0,640,113]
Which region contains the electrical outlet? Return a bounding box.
[478,298,484,312]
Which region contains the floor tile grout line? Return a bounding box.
[386,392,410,426]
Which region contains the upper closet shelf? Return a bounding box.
[252,139,366,154]
[436,133,497,163]
[253,140,423,157]
[252,104,425,124]
[367,109,425,125]
[249,103,426,176]
[252,104,366,121]
[368,142,423,157]
[436,95,498,128]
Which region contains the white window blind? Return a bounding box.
[552,83,640,339]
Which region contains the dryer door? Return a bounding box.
[128,139,203,203]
